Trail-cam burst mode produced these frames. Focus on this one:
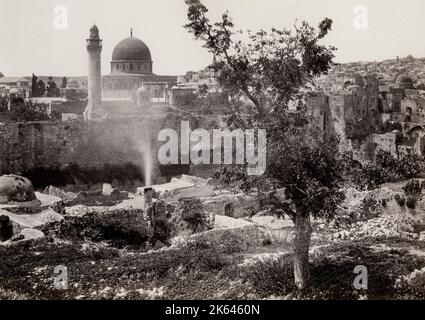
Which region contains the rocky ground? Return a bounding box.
[1,176,425,300]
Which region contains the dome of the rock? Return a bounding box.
[112,36,152,62]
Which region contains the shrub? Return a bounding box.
[353,151,424,190]
[0,215,13,241]
[177,237,232,272]
[244,256,295,295]
[40,210,151,249]
[406,196,418,209]
[394,194,406,207]
[171,197,213,235]
[352,164,394,190]
[403,179,423,197]
[145,200,173,245]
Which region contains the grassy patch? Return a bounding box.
[242,239,425,299]
[1,235,424,300]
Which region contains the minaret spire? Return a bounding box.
[130,28,133,37]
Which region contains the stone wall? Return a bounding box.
[0,113,225,182]
[0,119,159,175]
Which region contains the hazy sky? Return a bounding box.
[0,0,424,77]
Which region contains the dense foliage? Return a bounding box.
[353,151,424,190]
[9,98,51,122]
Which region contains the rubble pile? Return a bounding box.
[43,185,78,203]
[332,214,417,241]
[334,186,399,226]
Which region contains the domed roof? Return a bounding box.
[112,36,152,62]
[396,73,413,84]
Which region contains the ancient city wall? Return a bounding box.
[0,119,158,174]
[0,113,222,180]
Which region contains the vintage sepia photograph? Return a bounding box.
[1,0,425,307]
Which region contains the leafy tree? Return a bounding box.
[47,76,61,97]
[37,79,46,97]
[403,179,423,197]
[61,77,68,89]
[0,72,4,78]
[380,120,402,134]
[0,97,8,111]
[9,99,50,122]
[32,74,39,97]
[353,150,424,190]
[198,83,209,96]
[184,0,342,289]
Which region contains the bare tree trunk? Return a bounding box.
[293,212,312,290]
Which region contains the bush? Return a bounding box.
[9,100,51,122]
[145,200,173,245]
[406,196,418,209]
[403,179,423,197]
[244,256,295,295]
[40,210,151,249]
[171,197,213,235]
[353,151,424,190]
[352,164,395,190]
[394,194,406,207]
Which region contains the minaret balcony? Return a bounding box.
[86,39,103,49]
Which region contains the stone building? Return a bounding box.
[84,25,177,120]
[304,91,331,132]
[370,132,400,158]
[0,77,31,99]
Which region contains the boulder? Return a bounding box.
[0,175,37,204]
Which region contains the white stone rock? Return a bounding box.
[20,228,44,241]
[102,184,113,196]
[2,208,63,231]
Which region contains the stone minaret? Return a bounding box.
[84,24,103,121]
